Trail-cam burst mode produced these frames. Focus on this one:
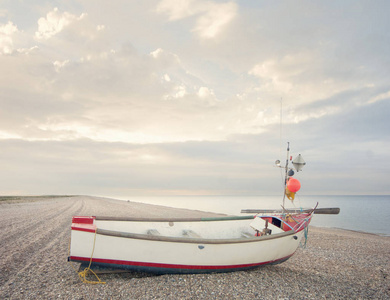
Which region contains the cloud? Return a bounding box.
[0,21,19,54]
[150,47,181,65]
[2,2,387,146]
[193,1,237,39]
[156,0,199,21]
[197,86,215,98]
[157,0,237,39]
[249,51,346,106]
[0,136,280,196]
[53,59,70,72]
[368,90,390,104]
[35,8,86,40]
[3,96,388,196]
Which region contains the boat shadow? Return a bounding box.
[81,263,282,280]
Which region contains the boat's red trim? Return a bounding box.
[71,216,96,233]
[69,254,294,271]
[72,216,95,224]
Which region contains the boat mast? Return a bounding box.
[282,142,290,208]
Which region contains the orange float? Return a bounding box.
[287,178,301,193]
[285,178,301,201]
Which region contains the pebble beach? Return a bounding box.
[0,196,389,299]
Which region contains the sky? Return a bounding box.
[0,0,389,197]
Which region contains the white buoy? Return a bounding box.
[292,154,306,172]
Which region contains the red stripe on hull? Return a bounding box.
[69,254,294,272]
[71,226,96,233]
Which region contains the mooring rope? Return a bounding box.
[68,229,106,284]
[299,218,310,249]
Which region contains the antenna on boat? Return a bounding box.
[280,98,283,158]
[275,142,306,208]
[282,142,290,207]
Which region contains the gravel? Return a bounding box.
[0,196,389,299]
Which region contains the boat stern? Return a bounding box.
[69,216,97,263]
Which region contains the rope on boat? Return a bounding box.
[68,229,106,285]
[299,218,310,249]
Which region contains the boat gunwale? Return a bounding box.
[95,227,298,244]
[94,215,255,222]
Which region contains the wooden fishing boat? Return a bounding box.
[68,143,338,275]
[69,211,314,274]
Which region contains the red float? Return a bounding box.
[287,178,301,193]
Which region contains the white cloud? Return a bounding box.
[249,53,314,96]
[16,46,39,55]
[368,90,390,104]
[0,130,21,139]
[163,74,171,82]
[53,59,70,72]
[249,59,294,95]
[0,21,18,54]
[157,0,237,39]
[247,49,379,126]
[197,86,214,98]
[164,84,188,99]
[35,8,86,40]
[156,0,198,21]
[150,47,180,64]
[150,47,164,58]
[193,2,237,39]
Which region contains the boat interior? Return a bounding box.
[94,216,287,240]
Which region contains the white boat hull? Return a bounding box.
[69,215,311,274]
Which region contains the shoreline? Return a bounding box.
[310,225,390,238]
[1,196,389,299]
[2,194,389,237]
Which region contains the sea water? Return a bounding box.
[126,195,390,236]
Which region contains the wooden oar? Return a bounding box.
[240,207,340,215]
